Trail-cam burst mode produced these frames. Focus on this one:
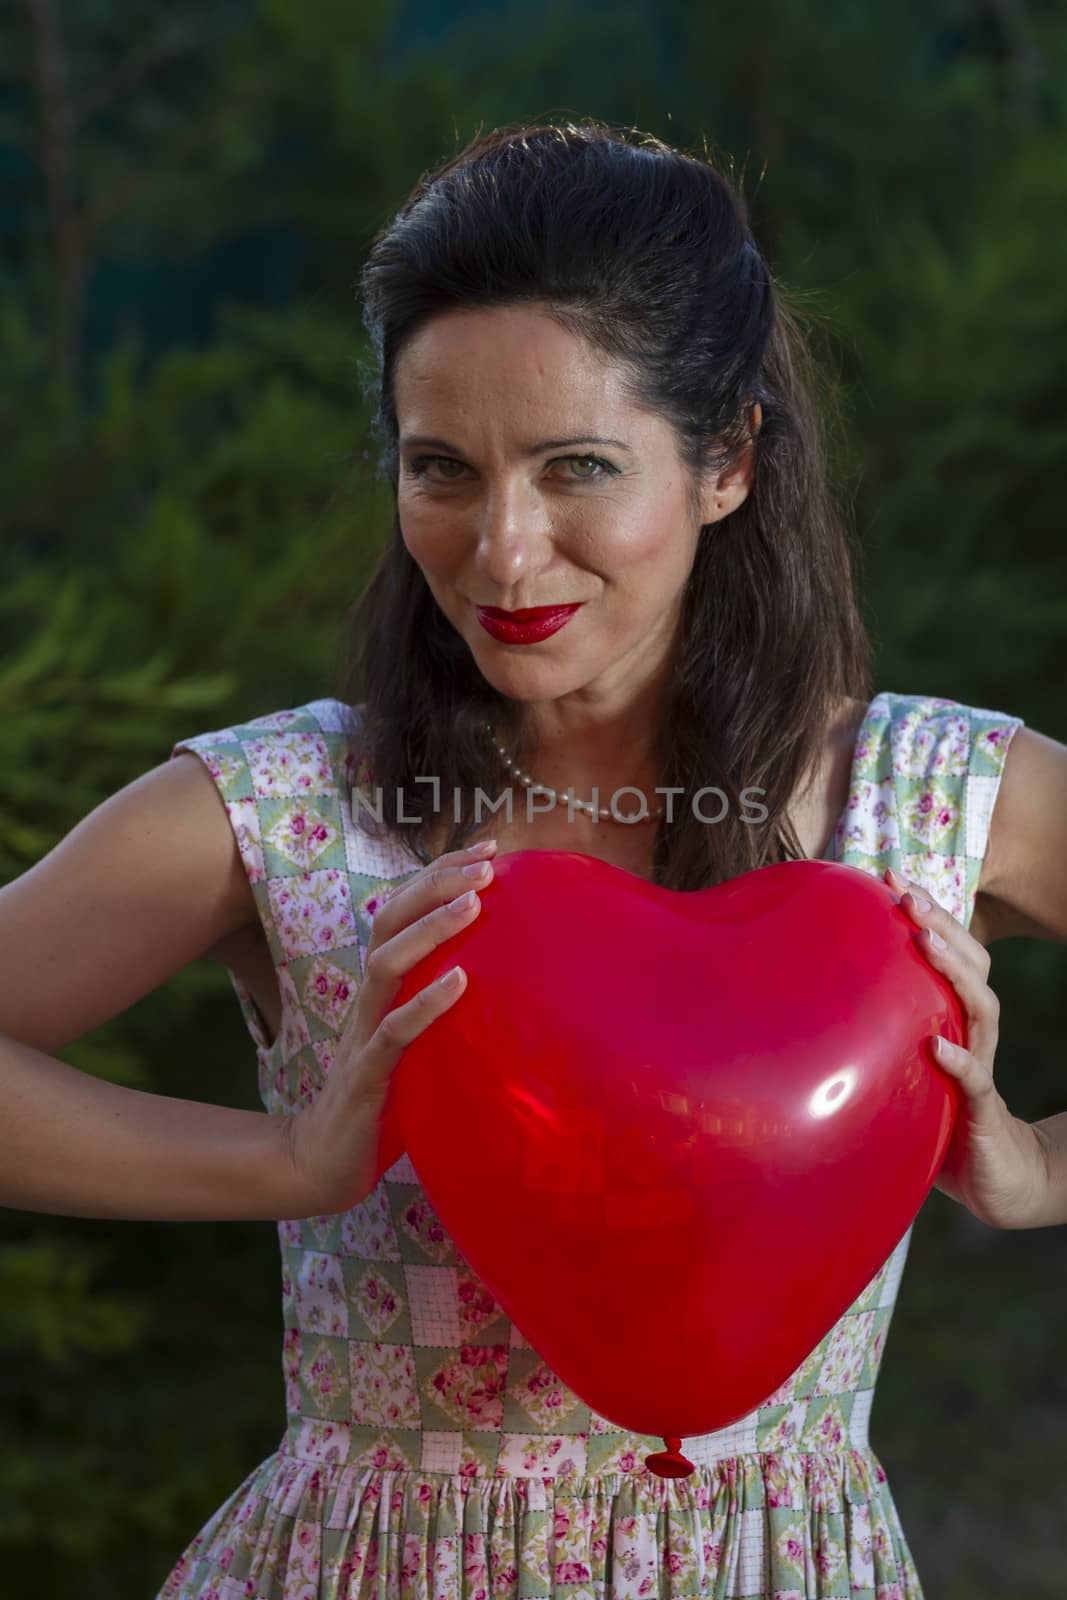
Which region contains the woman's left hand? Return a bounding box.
[885,866,1049,1230]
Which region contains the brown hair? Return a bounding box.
[336,118,871,890]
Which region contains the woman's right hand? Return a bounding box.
[278,839,498,1217]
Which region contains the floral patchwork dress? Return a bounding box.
[154,690,1023,1600]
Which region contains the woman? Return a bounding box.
[2,119,1064,1600]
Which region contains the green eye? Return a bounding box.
[562,455,616,480]
[404,453,618,483]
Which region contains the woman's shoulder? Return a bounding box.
[167,697,368,900]
[852,690,1023,779]
[830,690,1026,937]
[169,697,364,798]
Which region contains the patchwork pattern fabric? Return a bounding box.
[155,690,1023,1600]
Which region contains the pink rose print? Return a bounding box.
[403,1197,447,1249]
[916,790,953,828]
[461,1534,487,1585]
[409,1203,441,1241]
[429,1345,506,1428]
[402,1534,426,1584]
[305,1344,344,1405]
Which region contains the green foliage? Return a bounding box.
[1,0,1065,1593]
[0,1237,149,1367]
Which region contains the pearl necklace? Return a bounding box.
[485,722,665,822]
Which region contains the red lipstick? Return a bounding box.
[475,604,582,645]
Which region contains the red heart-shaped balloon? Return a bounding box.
[383,851,962,1460]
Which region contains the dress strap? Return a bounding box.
[831,691,1024,931]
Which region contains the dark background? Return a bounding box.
[2,1,1066,1594]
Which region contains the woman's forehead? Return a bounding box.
[394,309,650,439]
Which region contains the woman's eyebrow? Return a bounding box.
[399,433,634,456]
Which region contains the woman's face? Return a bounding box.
[393,303,755,707]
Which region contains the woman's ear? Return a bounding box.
[699,401,763,524]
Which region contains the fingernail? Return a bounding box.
[908,892,932,914]
[927,928,947,949]
[467,839,497,855]
[462,859,491,878]
[449,889,476,911]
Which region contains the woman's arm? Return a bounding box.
[892,722,1067,1229]
[972,725,1067,946]
[970,724,1067,1225]
[0,754,312,1221]
[0,1028,305,1220]
[1030,1114,1067,1227]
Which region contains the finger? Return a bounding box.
[928,1035,1000,1114]
[913,924,1001,1069]
[368,843,497,948]
[366,962,469,1072]
[358,884,485,1041]
[885,868,990,980]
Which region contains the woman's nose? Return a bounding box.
[474,481,551,584]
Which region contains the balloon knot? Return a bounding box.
[643,1436,696,1479]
